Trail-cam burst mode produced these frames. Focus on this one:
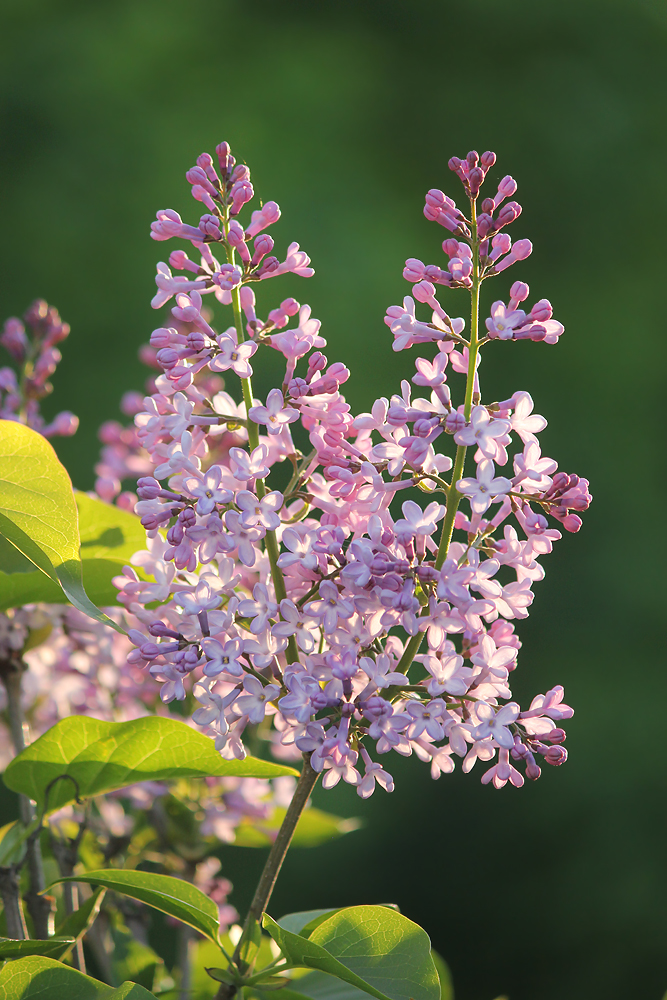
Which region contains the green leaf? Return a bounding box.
[0,492,146,611]
[0,421,124,632]
[234,807,361,849]
[264,906,440,1000]
[309,907,439,1000]
[268,970,376,1000]
[0,937,76,959]
[0,819,33,866]
[430,951,453,1000]
[0,955,155,999]
[277,910,341,936]
[109,915,165,991]
[264,916,390,1000]
[49,870,221,944]
[3,715,298,812]
[55,887,106,943]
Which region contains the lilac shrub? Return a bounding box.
[118,141,591,796]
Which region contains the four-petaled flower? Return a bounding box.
[249,388,300,433]
[456,459,512,514]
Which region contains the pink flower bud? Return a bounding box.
[412,280,435,303]
[196,152,219,184]
[251,234,274,266]
[442,239,460,257]
[403,258,425,282]
[468,167,484,197]
[1,319,28,362]
[216,141,234,174]
[544,746,568,766]
[199,214,222,240]
[137,477,161,499]
[495,200,522,227]
[43,411,79,437]
[509,281,530,304]
[529,298,553,322]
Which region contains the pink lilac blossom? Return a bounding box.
[111,141,590,797]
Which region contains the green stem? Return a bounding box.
[215,755,320,1000]
[399,197,483,676]
[434,195,481,572]
[224,241,300,666]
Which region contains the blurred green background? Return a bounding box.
[1,0,666,997]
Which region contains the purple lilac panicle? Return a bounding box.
[115,142,590,795]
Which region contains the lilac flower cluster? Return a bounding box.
[0,300,78,437]
[117,142,591,795]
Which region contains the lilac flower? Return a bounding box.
[321,750,361,789]
[393,500,446,538]
[202,637,245,678]
[209,336,256,378]
[183,467,233,514]
[237,584,278,634]
[236,490,283,530]
[272,601,319,654]
[230,444,271,482]
[453,405,511,458]
[305,581,355,634]
[222,510,265,566]
[456,459,512,514]
[235,677,280,724]
[248,388,299,433]
[473,702,520,749]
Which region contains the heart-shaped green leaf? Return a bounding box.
[0,937,76,960]
[0,492,146,611]
[264,906,440,1000]
[264,915,390,1000]
[309,906,439,1000]
[3,715,298,811]
[0,421,123,632]
[0,955,155,999]
[50,870,221,944]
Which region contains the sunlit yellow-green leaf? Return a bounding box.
[0,421,125,632]
[0,489,145,612]
[3,715,298,812]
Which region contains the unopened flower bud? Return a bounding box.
[544,746,568,766]
[137,477,161,499]
[412,280,435,303]
[178,507,197,527]
[186,331,207,352]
